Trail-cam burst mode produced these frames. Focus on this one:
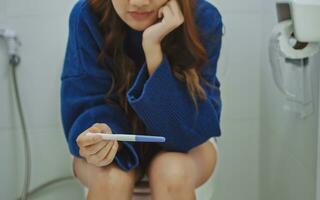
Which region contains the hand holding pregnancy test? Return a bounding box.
[87,132,166,143]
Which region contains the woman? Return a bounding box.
[60,0,223,199]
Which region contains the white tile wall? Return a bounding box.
[0,16,67,129]
[211,0,261,13]
[208,0,262,200]
[0,0,83,199]
[260,0,319,199]
[0,0,287,200]
[215,119,260,200]
[219,12,262,120]
[0,129,23,200]
[4,0,75,17]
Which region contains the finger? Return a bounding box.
[163,5,174,17]
[85,140,108,155]
[161,6,174,25]
[168,0,181,12]
[158,7,164,18]
[94,141,115,162]
[79,148,86,158]
[78,132,103,147]
[86,141,113,165]
[168,0,180,15]
[99,141,119,166]
[87,126,100,133]
[101,144,118,165]
[91,123,111,134]
[79,140,107,157]
[166,2,175,16]
[168,0,184,22]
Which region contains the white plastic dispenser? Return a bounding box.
[269,0,320,118]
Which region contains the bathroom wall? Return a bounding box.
[0,0,85,199]
[207,0,261,200]
[0,0,263,200]
[260,1,319,200]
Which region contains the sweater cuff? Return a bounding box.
[126,54,220,152]
[68,112,139,171]
[128,62,150,98]
[127,54,172,103]
[113,141,139,171]
[126,55,198,151]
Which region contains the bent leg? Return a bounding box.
[188,139,218,187]
[72,156,142,200]
[147,139,218,200]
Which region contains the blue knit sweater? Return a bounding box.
[61,0,223,171]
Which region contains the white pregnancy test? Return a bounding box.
[88,132,166,143]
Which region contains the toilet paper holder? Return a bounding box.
[267,0,320,118]
[276,0,320,43]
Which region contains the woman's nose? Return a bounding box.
[129,0,150,7]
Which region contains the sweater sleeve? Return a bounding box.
[126,5,224,152]
[60,1,139,171]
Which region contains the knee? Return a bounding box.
[90,163,135,190]
[148,152,196,191]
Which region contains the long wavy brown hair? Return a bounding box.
[88,0,217,164]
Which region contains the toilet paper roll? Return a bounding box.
[270,19,319,59]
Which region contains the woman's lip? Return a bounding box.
[129,11,154,20]
[129,11,153,14]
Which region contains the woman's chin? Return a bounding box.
[127,24,147,32]
[126,19,155,32]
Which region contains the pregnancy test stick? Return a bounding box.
[88,132,166,143]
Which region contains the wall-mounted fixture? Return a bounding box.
[268,0,320,118]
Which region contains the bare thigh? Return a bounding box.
[147,139,218,188]
[188,139,218,187]
[72,156,143,189]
